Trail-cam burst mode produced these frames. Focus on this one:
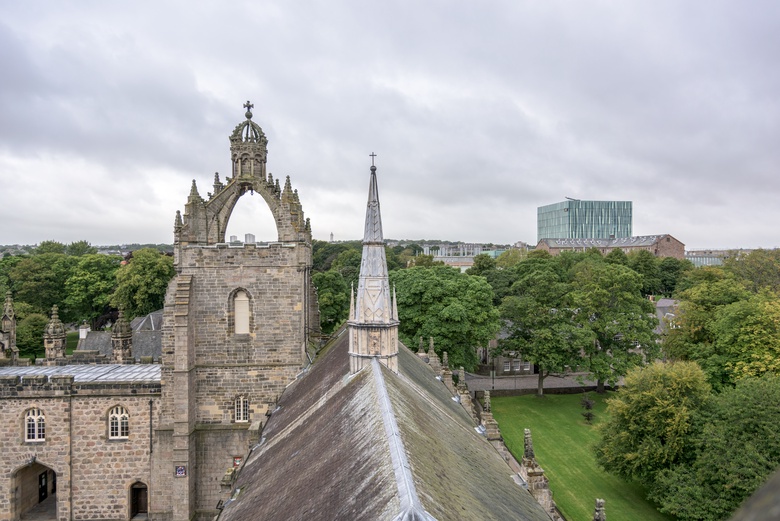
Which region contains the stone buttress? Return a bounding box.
[153,102,318,521]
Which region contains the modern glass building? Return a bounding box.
[537,200,632,241]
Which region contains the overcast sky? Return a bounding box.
[1,1,778,250]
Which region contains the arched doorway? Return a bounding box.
[14,461,58,520]
[130,482,148,518]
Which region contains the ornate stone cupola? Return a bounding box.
[348,157,400,374]
[43,305,66,362]
[111,310,133,363]
[0,291,18,360]
[174,101,311,249]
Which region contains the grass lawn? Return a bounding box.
[66,331,79,355]
[492,393,675,521]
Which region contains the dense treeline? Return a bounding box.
[0,241,174,358]
[594,248,780,520]
[312,241,694,380]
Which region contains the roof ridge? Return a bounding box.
[372,359,436,520]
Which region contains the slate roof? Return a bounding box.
[130,309,164,331]
[217,333,550,521]
[79,330,162,360]
[71,310,164,361]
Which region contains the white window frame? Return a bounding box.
[109,406,130,439]
[25,408,45,442]
[512,359,521,372]
[502,360,510,372]
[235,396,249,423]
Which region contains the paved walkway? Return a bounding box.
[20,495,57,520]
[464,371,599,392]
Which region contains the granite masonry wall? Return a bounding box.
[154,242,312,520]
[0,375,160,521]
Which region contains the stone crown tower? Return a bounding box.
[157,102,317,521]
[348,158,399,374]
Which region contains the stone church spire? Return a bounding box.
[348,156,399,374]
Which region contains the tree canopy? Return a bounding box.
[595,361,711,484]
[650,375,780,521]
[111,249,175,319]
[312,270,350,335]
[390,265,500,370]
[500,255,592,395]
[569,260,658,391]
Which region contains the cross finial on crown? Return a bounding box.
[244,101,254,119]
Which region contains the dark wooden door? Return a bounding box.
[38,472,48,502]
[131,485,148,515]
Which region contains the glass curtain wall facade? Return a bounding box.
[537,200,632,241]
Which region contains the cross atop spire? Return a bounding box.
[244,100,254,120]
[370,152,377,167]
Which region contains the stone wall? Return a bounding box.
[155,241,313,520]
[0,375,160,521]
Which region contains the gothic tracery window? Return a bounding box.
[25,408,45,442]
[109,405,130,439]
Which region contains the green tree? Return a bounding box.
[9,253,78,318]
[569,260,658,392]
[594,361,710,485]
[312,271,350,335]
[723,248,780,294]
[390,266,500,370]
[500,256,592,395]
[111,249,175,319]
[466,253,496,276]
[495,249,525,269]
[604,248,628,266]
[627,250,662,296]
[64,254,122,327]
[66,240,98,256]
[712,291,780,381]
[312,240,361,272]
[34,240,66,255]
[663,270,751,389]
[657,256,692,296]
[16,313,49,359]
[330,249,362,288]
[651,376,780,521]
[0,254,24,295]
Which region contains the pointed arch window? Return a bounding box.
[234,291,250,334]
[25,408,45,442]
[109,405,130,439]
[235,396,249,423]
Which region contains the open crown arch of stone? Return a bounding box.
[177,101,310,245]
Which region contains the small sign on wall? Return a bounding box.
[175,465,187,477]
[233,456,243,468]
